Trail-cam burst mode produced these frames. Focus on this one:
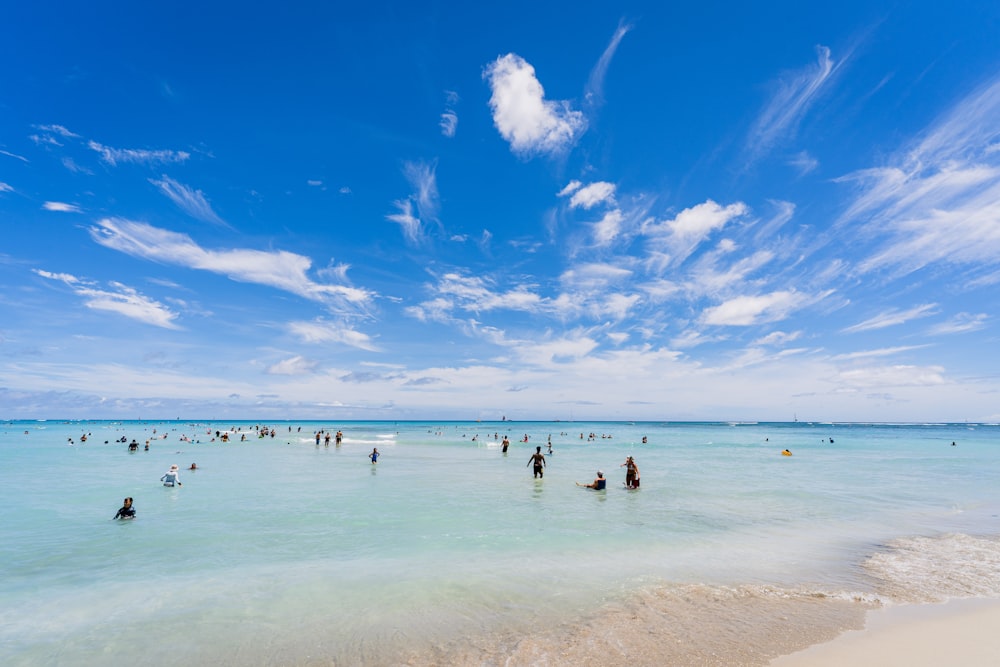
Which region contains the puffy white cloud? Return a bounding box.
[568,181,616,209]
[484,53,586,156]
[644,199,748,267]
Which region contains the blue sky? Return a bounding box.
[2,2,1000,422]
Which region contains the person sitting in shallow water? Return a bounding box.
[113,497,135,520]
[577,471,606,490]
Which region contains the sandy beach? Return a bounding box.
[771,598,1000,666]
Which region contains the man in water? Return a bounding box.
[501,435,509,453]
[527,446,546,478]
[113,497,136,520]
[577,471,606,490]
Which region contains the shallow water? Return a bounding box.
[2,420,998,665]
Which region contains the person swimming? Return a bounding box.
[113,497,136,520]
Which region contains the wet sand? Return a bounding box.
[771,598,1000,667]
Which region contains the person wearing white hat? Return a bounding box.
[160,464,183,487]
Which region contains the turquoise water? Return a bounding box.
[2,420,999,665]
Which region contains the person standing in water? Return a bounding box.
[527,446,546,478]
[621,456,640,489]
[113,497,136,520]
[160,464,182,487]
[369,448,379,464]
[501,435,510,453]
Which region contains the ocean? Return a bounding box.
[2,420,998,665]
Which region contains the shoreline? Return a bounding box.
[770,597,1000,666]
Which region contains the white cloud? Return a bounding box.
[835,364,946,389]
[88,218,373,312]
[88,140,190,166]
[838,75,1000,276]
[644,199,748,268]
[440,111,458,137]
[484,53,586,156]
[746,45,840,162]
[387,161,440,245]
[288,319,379,351]
[266,355,318,376]
[701,290,807,326]
[927,312,988,335]
[42,201,81,213]
[559,263,633,290]
[584,21,631,109]
[558,180,583,197]
[0,149,29,162]
[386,199,422,244]
[842,303,938,333]
[34,124,79,138]
[149,175,227,226]
[592,209,625,246]
[788,150,819,175]
[307,179,323,187]
[0,182,13,193]
[33,269,180,329]
[568,181,616,209]
[753,330,802,346]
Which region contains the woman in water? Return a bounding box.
[161,464,183,487]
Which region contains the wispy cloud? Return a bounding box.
[440,111,458,137]
[0,149,29,162]
[149,175,227,226]
[484,53,586,157]
[584,20,631,110]
[441,90,459,137]
[927,312,988,335]
[643,199,748,269]
[0,182,13,193]
[42,201,81,213]
[842,303,938,333]
[386,199,421,244]
[746,45,840,163]
[288,318,379,351]
[701,290,810,326]
[266,355,319,376]
[788,150,819,175]
[33,269,180,329]
[386,161,440,244]
[88,140,190,166]
[838,74,1000,278]
[88,218,373,313]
